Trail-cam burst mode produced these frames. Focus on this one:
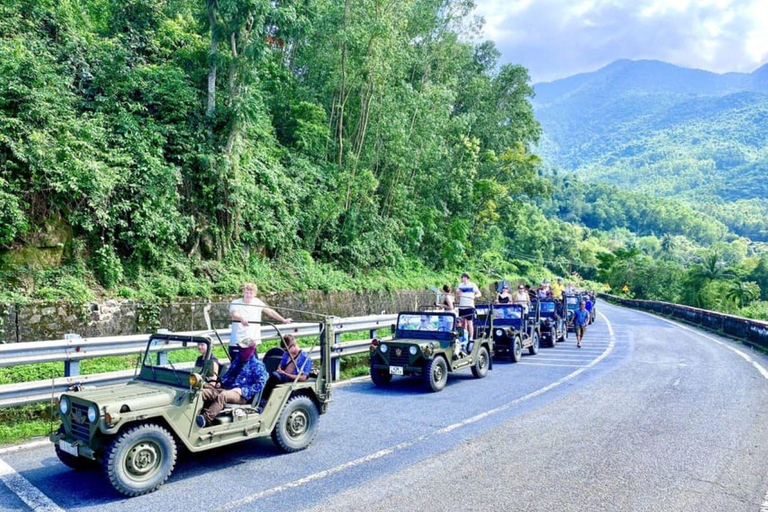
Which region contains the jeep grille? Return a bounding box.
[69,403,91,442]
[388,349,411,368]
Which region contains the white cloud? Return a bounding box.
[473,0,768,81]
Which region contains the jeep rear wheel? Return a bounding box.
[424,356,448,392]
[272,395,319,453]
[510,336,523,363]
[370,364,393,386]
[471,346,490,379]
[529,332,540,355]
[102,423,177,497]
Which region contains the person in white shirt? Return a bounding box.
[455,273,481,340]
[229,282,292,359]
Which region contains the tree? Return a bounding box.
[726,280,761,308]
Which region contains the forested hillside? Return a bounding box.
[0,0,573,299]
[534,59,768,241]
[1,1,766,324]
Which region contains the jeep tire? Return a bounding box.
[424,356,448,392]
[510,336,523,363]
[529,331,540,355]
[102,423,177,497]
[471,346,490,379]
[272,395,319,453]
[370,364,393,386]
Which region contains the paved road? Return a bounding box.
[0,303,766,512]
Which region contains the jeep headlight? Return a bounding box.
[380,343,388,353]
[409,346,418,356]
[424,342,434,356]
[87,404,99,423]
[495,329,503,337]
[59,396,70,416]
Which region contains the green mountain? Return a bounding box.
[534,59,768,241]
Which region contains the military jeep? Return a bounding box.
[369,310,493,392]
[479,303,540,362]
[50,319,334,497]
[537,299,566,347]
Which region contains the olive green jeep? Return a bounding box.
[369,310,493,392]
[50,319,334,496]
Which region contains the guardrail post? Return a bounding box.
[332,332,341,381]
[369,328,377,339]
[64,333,81,377]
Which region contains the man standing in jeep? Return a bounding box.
[456,273,481,340]
[230,282,293,359]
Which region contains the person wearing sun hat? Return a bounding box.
[196,338,268,427]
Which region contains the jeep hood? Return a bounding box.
[69,381,179,412]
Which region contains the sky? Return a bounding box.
[473,0,768,83]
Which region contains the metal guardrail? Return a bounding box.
[0,314,397,408]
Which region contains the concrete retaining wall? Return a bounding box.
[0,287,476,343]
[599,293,768,351]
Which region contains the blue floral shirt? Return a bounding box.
[220,356,267,401]
[279,351,312,376]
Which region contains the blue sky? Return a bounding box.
[473,0,768,83]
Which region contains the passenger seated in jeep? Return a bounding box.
[273,334,312,383]
[195,338,267,427]
[195,342,219,381]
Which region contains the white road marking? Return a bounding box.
[517,362,584,368]
[761,488,768,512]
[217,311,616,511]
[625,306,768,380]
[0,458,65,512]
[0,440,50,456]
[533,356,596,362]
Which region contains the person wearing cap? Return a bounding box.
[230,282,293,360]
[456,273,481,340]
[196,338,268,427]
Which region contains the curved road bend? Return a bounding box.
[0,302,766,512]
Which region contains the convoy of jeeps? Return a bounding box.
[50,281,596,496]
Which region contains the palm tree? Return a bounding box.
[726,281,760,308]
[688,253,733,285]
[660,234,675,259]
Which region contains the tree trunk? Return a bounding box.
[206,3,218,118]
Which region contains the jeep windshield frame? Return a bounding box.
[395,312,456,341]
[490,304,525,327]
[538,301,558,317]
[138,334,213,387]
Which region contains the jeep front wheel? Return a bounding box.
[272,395,319,453]
[102,423,177,497]
[370,365,393,386]
[510,336,523,363]
[471,346,489,379]
[529,332,540,355]
[424,357,448,392]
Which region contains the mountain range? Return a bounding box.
[533,59,768,241]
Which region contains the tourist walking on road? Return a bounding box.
[571,301,590,348]
[230,282,293,360]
